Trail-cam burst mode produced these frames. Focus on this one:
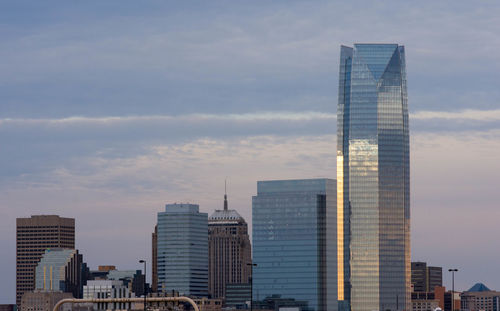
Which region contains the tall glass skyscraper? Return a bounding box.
[337,44,410,311]
[157,203,208,297]
[252,179,337,311]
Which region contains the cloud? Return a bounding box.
[412,109,500,121]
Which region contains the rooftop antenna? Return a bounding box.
[224,178,228,211]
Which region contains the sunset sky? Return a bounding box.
[1,1,500,303]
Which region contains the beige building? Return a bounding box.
[208,191,251,299]
[16,215,75,306]
[20,290,73,311]
[461,283,500,311]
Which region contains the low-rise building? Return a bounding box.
[225,283,251,308]
[83,280,135,310]
[20,291,73,311]
[412,292,439,311]
[461,283,500,311]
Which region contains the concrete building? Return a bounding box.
[0,305,16,311]
[16,215,75,306]
[20,291,73,311]
[83,280,135,310]
[157,203,208,297]
[252,179,337,311]
[461,283,500,311]
[208,189,251,299]
[35,248,85,298]
[337,44,410,311]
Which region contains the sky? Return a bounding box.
[1,0,500,304]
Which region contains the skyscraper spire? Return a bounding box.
[224,179,228,211]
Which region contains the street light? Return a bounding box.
[139,260,147,311]
[448,269,458,311]
[246,263,257,311]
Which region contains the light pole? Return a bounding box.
[247,263,257,311]
[140,260,147,311]
[448,269,458,311]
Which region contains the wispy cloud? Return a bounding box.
[412,109,500,121]
[0,111,336,126]
[3,108,500,127]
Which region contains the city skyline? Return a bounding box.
[2,0,500,304]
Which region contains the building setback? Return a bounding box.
[35,248,85,298]
[337,44,410,311]
[156,203,208,297]
[208,190,251,299]
[16,215,75,306]
[252,179,337,311]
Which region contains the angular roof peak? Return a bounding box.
[467,283,491,292]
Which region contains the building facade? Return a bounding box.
[337,44,410,311]
[83,280,134,310]
[252,179,337,311]
[35,248,85,298]
[427,267,443,292]
[16,215,75,306]
[225,283,251,308]
[208,191,251,299]
[157,203,208,297]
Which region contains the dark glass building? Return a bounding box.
[252,179,337,311]
[337,44,410,311]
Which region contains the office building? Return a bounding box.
[0,305,16,311]
[157,203,208,297]
[16,215,75,306]
[461,283,500,311]
[34,248,85,298]
[252,179,337,311]
[411,262,442,292]
[412,262,428,292]
[427,266,443,292]
[208,190,251,299]
[337,43,410,311]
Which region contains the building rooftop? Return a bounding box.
[209,209,244,223]
[467,283,491,292]
[208,185,246,224]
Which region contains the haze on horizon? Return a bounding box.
[1,1,500,304]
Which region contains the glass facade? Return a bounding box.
[157,203,208,297]
[35,248,76,291]
[337,44,410,311]
[252,179,337,311]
